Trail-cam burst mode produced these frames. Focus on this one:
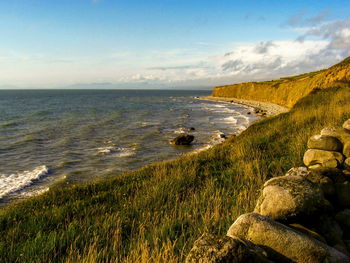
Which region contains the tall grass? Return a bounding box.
[1,86,350,262]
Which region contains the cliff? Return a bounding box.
[213,56,350,108]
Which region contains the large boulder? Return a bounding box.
[303,149,344,169]
[254,174,328,221]
[286,167,335,197]
[344,142,350,157]
[227,213,350,263]
[343,119,350,132]
[170,133,194,145]
[185,233,272,263]
[308,135,343,151]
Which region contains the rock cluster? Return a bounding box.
[186,119,350,263]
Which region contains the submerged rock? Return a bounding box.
[303,149,344,169]
[170,133,194,145]
[307,135,343,151]
[227,213,350,263]
[254,174,327,221]
[185,233,271,263]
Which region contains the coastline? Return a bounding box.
[200,96,289,117]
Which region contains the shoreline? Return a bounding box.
[200,96,289,117]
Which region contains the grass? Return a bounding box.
[1,85,350,262]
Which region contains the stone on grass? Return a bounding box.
[307,134,343,151]
[185,233,271,263]
[286,167,335,197]
[170,133,194,145]
[288,223,327,243]
[254,174,327,221]
[303,149,344,168]
[343,119,350,131]
[227,213,350,263]
[321,127,350,144]
[344,142,350,157]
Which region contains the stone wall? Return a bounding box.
[186,119,350,263]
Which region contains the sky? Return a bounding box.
[0,0,349,88]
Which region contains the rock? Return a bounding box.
[344,119,350,131]
[307,135,343,151]
[344,142,350,157]
[303,149,344,168]
[227,213,350,263]
[321,127,350,145]
[186,233,272,263]
[335,209,350,230]
[189,127,195,131]
[247,112,251,115]
[171,133,194,145]
[313,215,344,246]
[345,158,350,170]
[334,182,350,207]
[288,223,327,243]
[314,168,348,183]
[254,174,328,221]
[286,167,335,197]
[219,134,227,139]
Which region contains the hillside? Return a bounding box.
[1,59,350,262]
[213,56,350,108]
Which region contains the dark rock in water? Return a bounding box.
[247,112,251,115]
[227,213,350,263]
[171,133,194,145]
[189,127,195,131]
[219,133,227,139]
[186,233,272,263]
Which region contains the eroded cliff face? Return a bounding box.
[213,57,350,108]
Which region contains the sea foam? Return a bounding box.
[0,165,49,199]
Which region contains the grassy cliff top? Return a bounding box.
[213,56,350,108]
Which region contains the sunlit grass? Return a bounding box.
[0,86,350,262]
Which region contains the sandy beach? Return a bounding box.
[200,96,289,117]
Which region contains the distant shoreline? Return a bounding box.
[199,96,289,117]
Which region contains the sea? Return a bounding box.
[0,89,259,205]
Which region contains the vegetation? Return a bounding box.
[213,57,350,107]
[1,58,350,262]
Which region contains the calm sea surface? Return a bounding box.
[0,89,259,204]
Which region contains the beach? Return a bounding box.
[200,96,289,117]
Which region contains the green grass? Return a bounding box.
[1,85,350,262]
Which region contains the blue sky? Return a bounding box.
[0,0,349,88]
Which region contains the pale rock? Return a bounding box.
[308,134,343,151]
[254,175,327,221]
[227,213,350,263]
[303,149,344,168]
[185,233,272,263]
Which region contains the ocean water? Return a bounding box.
[0,89,259,204]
